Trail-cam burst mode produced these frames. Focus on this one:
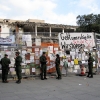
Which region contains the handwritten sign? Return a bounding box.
[58,33,95,49]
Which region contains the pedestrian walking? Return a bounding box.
[87,53,94,78]
[40,52,47,80]
[0,54,11,83]
[15,52,22,84]
[55,54,61,79]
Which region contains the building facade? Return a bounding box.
[0,18,78,44]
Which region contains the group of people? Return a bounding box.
[0,51,94,84]
[39,52,95,79]
[0,51,62,84]
[62,53,94,78]
[40,52,62,80]
[0,52,22,84]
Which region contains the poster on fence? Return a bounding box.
[22,35,31,41]
[58,32,95,49]
[0,35,15,44]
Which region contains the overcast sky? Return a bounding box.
[0,0,100,25]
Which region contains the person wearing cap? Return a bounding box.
[0,54,11,83]
[15,52,22,84]
[87,53,94,78]
[55,54,61,79]
[40,52,47,80]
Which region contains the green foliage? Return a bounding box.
[76,14,100,33]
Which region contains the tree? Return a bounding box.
[76,14,100,33]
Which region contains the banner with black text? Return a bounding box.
[58,33,95,49]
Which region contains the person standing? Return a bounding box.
[63,59,68,76]
[55,54,61,79]
[40,52,47,80]
[0,54,11,83]
[87,53,94,78]
[15,52,22,84]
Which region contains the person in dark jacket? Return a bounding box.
[40,52,47,80]
[87,53,94,78]
[0,54,11,83]
[15,52,22,84]
[55,54,61,79]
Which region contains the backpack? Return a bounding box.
[63,61,68,68]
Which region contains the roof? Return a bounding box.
[0,18,78,29]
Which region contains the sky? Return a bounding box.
[0,0,100,25]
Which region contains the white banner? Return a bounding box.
[0,35,15,44]
[58,33,95,49]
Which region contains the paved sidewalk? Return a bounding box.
[0,74,100,100]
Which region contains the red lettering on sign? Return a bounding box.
[72,39,93,47]
[80,39,84,44]
[73,40,77,44]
